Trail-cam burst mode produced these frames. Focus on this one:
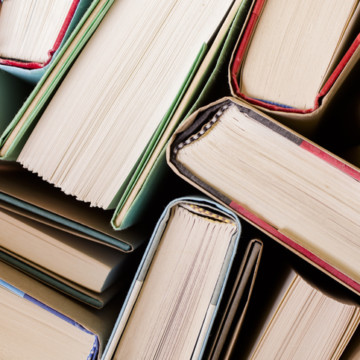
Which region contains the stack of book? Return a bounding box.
[1,0,360,358]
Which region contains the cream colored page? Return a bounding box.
[0,0,73,62]
[114,206,235,359]
[0,284,96,360]
[240,0,357,109]
[251,277,358,360]
[0,210,124,292]
[18,0,233,209]
[176,105,360,283]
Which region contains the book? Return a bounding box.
[247,270,360,360]
[0,162,146,308]
[14,0,236,210]
[0,260,123,359]
[229,0,360,135]
[101,196,247,359]
[167,97,360,296]
[0,162,143,251]
[0,0,93,83]
[0,0,249,230]
[0,209,131,306]
[205,238,263,360]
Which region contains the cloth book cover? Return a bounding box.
[228,0,360,136]
[206,238,263,360]
[102,196,253,359]
[167,97,360,297]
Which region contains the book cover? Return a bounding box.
[0,260,123,359]
[229,0,360,136]
[112,0,254,230]
[167,97,360,296]
[102,196,245,359]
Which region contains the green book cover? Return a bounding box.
[113,0,255,229]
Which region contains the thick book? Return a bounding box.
[101,196,254,359]
[0,0,93,83]
[247,270,360,360]
[0,162,145,308]
[0,0,249,230]
[167,97,360,296]
[0,260,123,359]
[229,0,360,135]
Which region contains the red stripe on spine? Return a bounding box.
[0,0,80,69]
[300,140,360,181]
[231,2,360,114]
[231,0,266,95]
[315,34,360,108]
[229,200,360,293]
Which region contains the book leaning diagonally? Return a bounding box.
[0,261,122,359]
[167,97,360,296]
[248,270,360,360]
[0,0,250,229]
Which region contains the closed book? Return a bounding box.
[229,0,360,136]
[102,196,245,359]
[167,97,360,296]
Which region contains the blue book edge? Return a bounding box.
[0,278,99,360]
[103,195,242,359]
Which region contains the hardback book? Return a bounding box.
[167,97,360,296]
[229,0,360,135]
[0,0,93,83]
[101,196,256,359]
[0,162,145,308]
[0,260,123,359]
[0,0,249,230]
[247,270,360,360]
[205,238,263,360]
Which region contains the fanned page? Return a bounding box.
[18,0,234,209]
[238,0,358,109]
[250,275,360,360]
[0,0,75,65]
[172,101,360,293]
[0,280,98,360]
[113,203,237,359]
